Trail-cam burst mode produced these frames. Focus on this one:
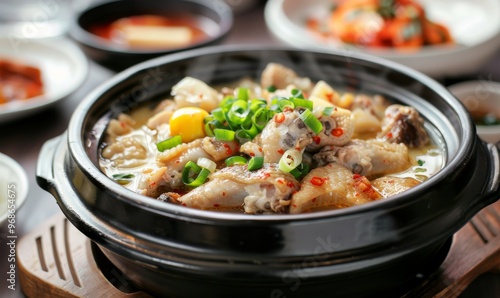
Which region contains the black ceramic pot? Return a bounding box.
[37,47,500,297]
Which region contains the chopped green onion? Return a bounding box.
[289,163,310,179]
[156,135,182,152]
[291,89,305,99]
[299,109,323,135]
[220,96,236,109]
[414,167,427,173]
[278,99,295,111]
[291,97,313,110]
[204,119,225,137]
[211,108,226,122]
[249,99,267,112]
[252,107,270,130]
[225,156,248,166]
[241,121,259,138]
[323,107,334,116]
[417,159,425,166]
[248,156,264,171]
[182,161,210,187]
[237,87,250,101]
[279,149,303,173]
[197,157,217,173]
[112,173,134,185]
[267,85,277,92]
[214,128,235,141]
[228,100,249,125]
[235,129,253,144]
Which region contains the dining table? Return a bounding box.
[1,1,499,297]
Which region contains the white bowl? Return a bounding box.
[0,152,29,226]
[264,0,500,78]
[448,80,500,144]
[0,37,88,124]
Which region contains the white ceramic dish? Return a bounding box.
[264,0,500,78]
[448,80,500,144]
[0,152,29,226]
[0,37,88,123]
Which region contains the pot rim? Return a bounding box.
[67,45,476,222]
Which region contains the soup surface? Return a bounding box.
[100,63,444,214]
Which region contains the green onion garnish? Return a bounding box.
[197,157,217,173]
[291,97,313,110]
[214,128,235,141]
[291,89,305,99]
[204,119,225,137]
[248,156,264,171]
[417,159,425,166]
[237,87,250,101]
[267,85,277,92]
[211,108,226,122]
[182,161,211,187]
[252,107,270,130]
[299,109,323,135]
[278,99,295,110]
[279,149,303,173]
[225,156,248,166]
[156,135,182,152]
[112,173,134,185]
[228,100,249,125]
[289,163,310,179]
[323,107,334,116]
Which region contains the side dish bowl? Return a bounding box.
[265,0,500,78]
[0,152,28,226]
[70,0,233,71]
[36,46,500,297]
[448,80,500,144]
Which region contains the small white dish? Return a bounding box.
[0,37,88,123]
[0,152,29,226]
[448,80,500,144]
[264,0,500,78]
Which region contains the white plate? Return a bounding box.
[0,152,29,226]
[265,0,500,78]
[0,37,88,123]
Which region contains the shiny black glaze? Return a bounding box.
[37,47,500,297]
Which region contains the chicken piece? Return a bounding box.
[240,135,264,158]
[170,76,221,112]
[378,104,429,147]
[350,95,390,135]
[259,108,314,163]
[174,164,300,214]
[306,106,354,151]
[105,113,136,143]
[102,136,148,168]
[157,137,239,188]
[260,63,312,92]
[371,176,421,197]
[313,139,411,178]
[290,163,381,214]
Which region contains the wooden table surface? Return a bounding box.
[1,2,499,297]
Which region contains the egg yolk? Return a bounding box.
[169,107,209,143]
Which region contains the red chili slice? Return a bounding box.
[331,128,344,137]
[310,176,326,186]
[275,113,286,123]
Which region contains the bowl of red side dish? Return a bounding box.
[265,0,500,78]
[36,46,500,297]
[70,0,233,70]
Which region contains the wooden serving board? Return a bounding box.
[17,202,500,298]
